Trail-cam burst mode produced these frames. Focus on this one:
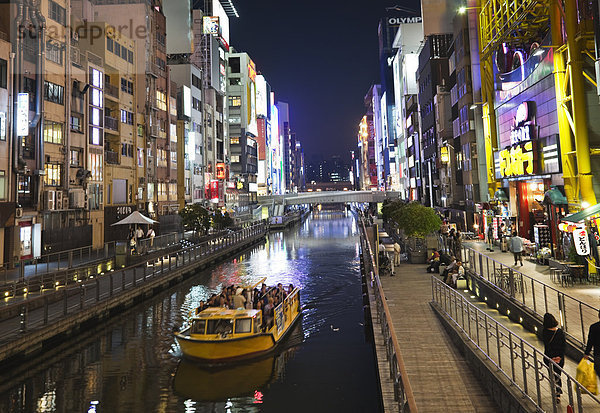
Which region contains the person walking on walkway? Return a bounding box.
[486,225,494,252]
[509,231,524,266]
[393,242,401,266]
[543,313,566,404]
[584,310,600,379]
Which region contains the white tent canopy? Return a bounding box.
[111,211,158,226]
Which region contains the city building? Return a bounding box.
[226,51,258,208]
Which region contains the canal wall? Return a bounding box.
[0,225,268,366]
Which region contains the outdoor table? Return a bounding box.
[568,264,587,283]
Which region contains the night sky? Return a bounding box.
[230,0,420,162]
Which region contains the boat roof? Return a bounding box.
[193,307,262,319]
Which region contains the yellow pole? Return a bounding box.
[564,0,597,206]
[550,0,578,205]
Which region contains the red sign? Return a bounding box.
[216,163,226,179]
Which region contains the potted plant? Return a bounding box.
[386,202,442,264]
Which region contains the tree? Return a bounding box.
[389,201,441,238]
[179,204,210,235]
[212,211,234,229]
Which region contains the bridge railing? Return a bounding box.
[432,276,599,412]
[359,214,418,413]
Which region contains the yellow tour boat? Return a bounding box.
[174,287,301,362]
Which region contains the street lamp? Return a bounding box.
[470,102,484,110]
[458,6,480,13]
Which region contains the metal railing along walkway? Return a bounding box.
[0,222,267,355]
[432,276,600,412]
[460,245,598,349]
[359,216,418,413]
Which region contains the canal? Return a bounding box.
[0,212,382,413]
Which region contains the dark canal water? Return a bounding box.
[0,212,382,413]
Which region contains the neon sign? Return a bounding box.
[498,141,534,177]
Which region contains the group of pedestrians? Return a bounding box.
[378,241,401,276]
[440,221,462,258]
[127,226,156,254]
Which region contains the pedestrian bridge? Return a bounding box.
[258,190,401,206]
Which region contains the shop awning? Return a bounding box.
[562,203,600,223]
[494,189,509,201]
[111,211,158,226]
[543,187,568,205]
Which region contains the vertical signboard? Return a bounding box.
[17,93,29,136]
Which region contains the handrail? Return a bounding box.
[359,214,418,413]
[459,244,598,349]
[431,276,600,412]
[0,222,268,319]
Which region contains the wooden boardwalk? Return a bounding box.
[378,264,500,412]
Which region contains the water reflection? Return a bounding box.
[173,324,302,402]
[0,212,381,413]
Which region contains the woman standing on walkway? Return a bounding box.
[542,313,566,404]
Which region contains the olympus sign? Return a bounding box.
[388,17,422,25]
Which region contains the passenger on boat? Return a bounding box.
[195,300,207,314]
[288,284,294,295]
[232,288,247,309]
[263,297,275,329]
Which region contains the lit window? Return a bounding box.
[89,153,103,181]
[156,91,167,111]
[228,96,241,107]
[43,121,63,144]
[44,163,62,186]
[230,137,239,145]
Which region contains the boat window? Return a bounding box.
[253,316,261,333]
[191,319,206,334]
[235,318,252,334]
[206,319,233,335]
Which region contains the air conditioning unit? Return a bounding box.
[15,208,23,218]
[44,190,56,211]
[69,189,85,209]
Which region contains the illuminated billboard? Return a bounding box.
[213,0,230,45]
[255,75,268,118]
[183,85,191,117]
[203,16,220,35]
[17,93,29,136]
[248,59,257,82]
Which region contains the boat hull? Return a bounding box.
[176,311,301,362]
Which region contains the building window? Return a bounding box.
[70,114,83,133]
[48,0,66,25]
[107,37,113,52]
[192,74,202,89]
[192,97,201,111]
[0,170,5,200]
[229,77,241,86]
[44,163,62,186]
[121,46,128,61]
[127,50,133,64]
[157,149,167,167]
[0,112,6,140]
[43,121,63,144]
[137,148,144,167]
[70,148,82,166]
[120,78,133,94]
[230,155,240,163]
[170,151,177,166]
[120,109,134,125]
[228,96,241,107]
[156,90,167,111]
[44,81,64,105]
[230,137,239,145]
[169,183,177,199]
[156,57,166,71]
[46,41,64,65]
[89,153,103,181]
[0,58,7,89]
[114,42,121,58]
[88,183,102,210]
[229,57,240,73]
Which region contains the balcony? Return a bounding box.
[105,83,119,100]
[105,116,119,132]
[105,150,119,165]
